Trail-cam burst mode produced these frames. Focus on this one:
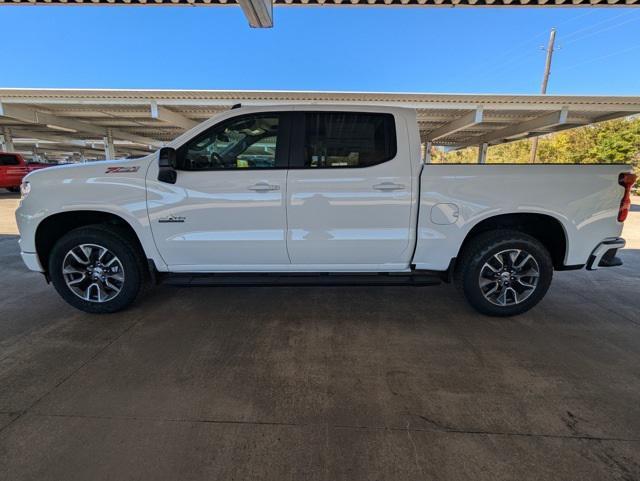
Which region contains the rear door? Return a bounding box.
[285,109,415,270]
[148,112,292,270]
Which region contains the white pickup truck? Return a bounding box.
[16,105,636,316]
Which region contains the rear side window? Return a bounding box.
[302,112,396,168]
[0,154,19,166]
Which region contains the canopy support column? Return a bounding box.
[103,129,116,160]
[477,143,488,164]
[422,141,432,164]
[1,127,14,152]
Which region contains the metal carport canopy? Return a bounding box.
[1,0,639,28]
[1,88,639,161]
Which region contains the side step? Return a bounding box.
[161,272,442,287]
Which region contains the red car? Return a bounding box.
[0,152,52,192]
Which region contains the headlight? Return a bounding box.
[20,180,31,198]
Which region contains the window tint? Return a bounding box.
[303,112,396,168]
[180,114,281,170]
[0,154,20,166]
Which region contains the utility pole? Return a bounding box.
[530,27,556,163]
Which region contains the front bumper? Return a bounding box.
[20,251,44,272]
[586,237,625,271]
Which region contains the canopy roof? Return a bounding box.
[1,88,639,160]
[1,0,638,27]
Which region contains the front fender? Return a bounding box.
[15,156,168,272]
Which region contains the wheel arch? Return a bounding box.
[457,212,569,270]
[35,210,148,275]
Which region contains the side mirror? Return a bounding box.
[158,147,177,184]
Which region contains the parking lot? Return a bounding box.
[0,191,639,480]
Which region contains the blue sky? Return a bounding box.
[1,6,639,94]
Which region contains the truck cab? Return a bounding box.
[148,106,419,272]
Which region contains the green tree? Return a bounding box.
[437,117,640,178]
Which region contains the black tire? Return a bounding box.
[455,230,553,317]
[48,225,144,314]
[6,187,20,193]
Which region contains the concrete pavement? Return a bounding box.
[0,192,639,481]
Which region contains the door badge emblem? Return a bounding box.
[158,215,186,223]
[105,166,140,174]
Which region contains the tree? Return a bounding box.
[436,117,640,179]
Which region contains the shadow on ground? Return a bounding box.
[1,240,639,480]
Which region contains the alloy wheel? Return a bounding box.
[478,248,540,306]
[62,243,125,303]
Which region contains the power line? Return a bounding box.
[449,11,639,90]
[555,43,640,73]
[559,10,633,42]
[455,11,606,86]
[562,13,640,47]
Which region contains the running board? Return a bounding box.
[160,272,442,287]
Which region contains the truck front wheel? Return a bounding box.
[48,225,144,314]
[455,230,553,317]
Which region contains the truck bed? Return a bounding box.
[412,164,630,271]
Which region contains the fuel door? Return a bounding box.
[430,203,459,225]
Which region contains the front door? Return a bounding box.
[286,110,415,270]
[147,112,291,271]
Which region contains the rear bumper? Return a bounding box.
[21,251,44,272]
[586,237,625,271]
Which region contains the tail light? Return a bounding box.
[618,172,637,222]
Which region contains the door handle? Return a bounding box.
[248,182,280,192]
[373,182,406,191]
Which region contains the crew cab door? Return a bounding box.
[147,112,291,270]
[286,110,415,270]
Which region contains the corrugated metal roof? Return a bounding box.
[1,88,639,160]
[1,0,638,5]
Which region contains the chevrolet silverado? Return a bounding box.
[15,105,636,316]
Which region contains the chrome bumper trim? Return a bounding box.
[586,237,625,271]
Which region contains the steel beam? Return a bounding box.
[8,130,152,155]
[13,141,104,154]
[10,130,92,147]
[427,107,483,141]
[457,108,569,149]
[150,102,198,130]
[237,0,273,27]
[0,102,163,147]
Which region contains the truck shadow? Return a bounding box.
[0,234,19,243]
[0,192,20,199]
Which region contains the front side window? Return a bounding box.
[0,154,19,166]
[303,112,396,168]
[179,114,281,170]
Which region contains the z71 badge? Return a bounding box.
[105,166,140,174]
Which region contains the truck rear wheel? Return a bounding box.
[455,230,553,317]
[48,225,144,314]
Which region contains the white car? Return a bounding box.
[15,105,636,316]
